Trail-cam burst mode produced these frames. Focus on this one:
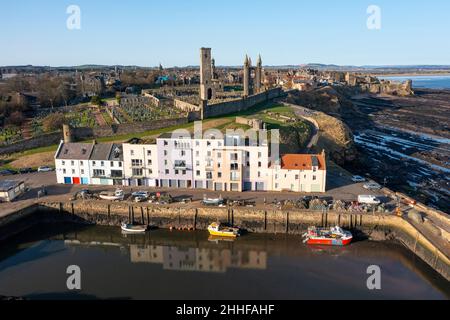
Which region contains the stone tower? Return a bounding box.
[63,124,73,143]
[200,48,215,101]
[255,54,262,94]
[243,55,251,97]
[211,58,216,80]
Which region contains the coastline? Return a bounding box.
[375,73,450,78]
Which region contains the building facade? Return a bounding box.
[55,133,327,193]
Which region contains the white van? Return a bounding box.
[358,195,381,205]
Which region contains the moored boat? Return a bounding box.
[207,222,240,238]
[121,223,148,233]
[302,226,353,246]
[201,196,224,206]
[99,189,124,201]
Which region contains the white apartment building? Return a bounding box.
[90,143,125,186]
[122,141,158,187]
[268,152,327,193]
[55,141,94,185]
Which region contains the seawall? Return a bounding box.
[1,200,448,281]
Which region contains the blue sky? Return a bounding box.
[1,0,450,67]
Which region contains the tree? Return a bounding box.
[91,95,102,106]
[42,113,66,132]
[7,111,24,126]
[36,76,61,109]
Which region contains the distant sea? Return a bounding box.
[381,75,450,89]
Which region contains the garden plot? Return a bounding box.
[114,104,184,124]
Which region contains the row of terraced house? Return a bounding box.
[54,131,326,193]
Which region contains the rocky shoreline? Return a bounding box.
[286,87,450,212]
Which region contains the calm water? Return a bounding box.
[382,75,450,89]
[0,224,448,300]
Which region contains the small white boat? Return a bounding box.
[202,196,224,206]
[121,223,148,233]
[99,189,124,201]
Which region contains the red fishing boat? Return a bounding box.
[303,226,353,246]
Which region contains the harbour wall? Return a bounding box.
[1,200,448,281]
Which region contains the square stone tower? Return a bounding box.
[200,48,215,101]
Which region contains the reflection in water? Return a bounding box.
[0,223,449,300]
[64,232,267,274]
[129,244,267,273]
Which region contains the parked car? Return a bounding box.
[351,175,366,183]
[37,166,54,172]
[358,195,381,205]
[363,182,382,190]
[0,169,17,176]
[19,167,35,174]
[132,191,149,198]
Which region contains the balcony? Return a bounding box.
[173,160,191,170]
[205,162,214,170]
[230,173,241,181]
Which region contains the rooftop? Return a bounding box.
[280,154,326,171]
[56,142,94,160]
[0,180,23,192]
[90,143,113,161]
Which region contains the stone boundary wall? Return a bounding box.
[202,87,283,119]
[142,92,162,107]
[0,132,62,155]
[174,99,201,112]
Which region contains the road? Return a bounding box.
[278,101,320,152]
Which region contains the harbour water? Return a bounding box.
[0,223,448,300]
[382,75,450,89]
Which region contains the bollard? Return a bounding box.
[264,210,267,231]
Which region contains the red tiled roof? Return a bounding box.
[280,154,326,171]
